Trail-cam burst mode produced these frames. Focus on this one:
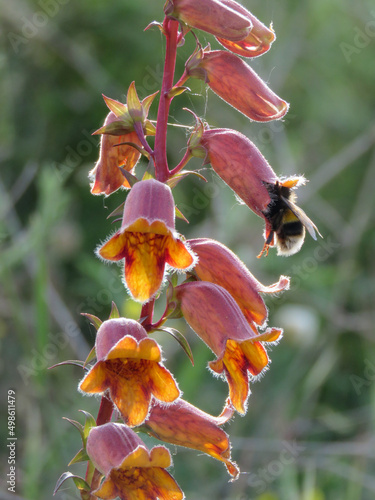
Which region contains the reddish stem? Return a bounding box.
[154,18,179,182]
[140,299,155,331]
[96,394,114,426]
[174,71,189,89]
[150,301,170,330]
[133,121,154,156]
[169,149,193,177]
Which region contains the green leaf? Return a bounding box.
[175,205,189,223]
[127,82,142,120]
[54,472,90,495]
[102,94,129,118]
[167,169,207,189]
[63,417,84,440]
[107,201,125,219]
[109,301,120,319]
[114,141,150,159]
[145,20,166,35]
[142,159,156,180]
[83,345,96,368]
[141,90,159,117]
[92,120,133,136]
[118,168,139,188]
[79,410,97,442]
[81,312,102,330]
[68,447,90,466]
[48,360,86,370]
[144,120,156,136]
[154,327,194,365]
[169,272,179,288]
[167,86,190,98]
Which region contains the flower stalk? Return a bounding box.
[54,2,321,499]
[154,18,179,182]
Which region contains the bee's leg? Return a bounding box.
[257,230,274,258]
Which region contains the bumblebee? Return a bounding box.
[259,177,321,257]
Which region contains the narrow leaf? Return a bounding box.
[54,472,90,495]
[167,86,190,98]
[49,360,86,370]
[141,90,159,117]
[83,345,96,368]
[92,120,133,136]
[68,447,89,466]
[175,205,189,223]
[144,120,157,136]
[119,168,139,187]
[114,141,150,159]
[107,201,125,219]
[167,169,207,189]
[73,476,91,492]
[145,21,165,34]
[109,301,120,319]
[81,312,102,330]
[62,417,84,440]
[80,410,97,442]
[155,327,194,365]
[102,94,129,118]
[127,81,142,119]
[169,272,179,288]
[142,159,156,180]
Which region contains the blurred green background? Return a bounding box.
[1,0,375,499]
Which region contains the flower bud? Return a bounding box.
[200,128,277,216]
[144,399,239,479]
[186,49,289,122]
[164,0,252,41]
[216,0,275,57]
[189,238,289,326]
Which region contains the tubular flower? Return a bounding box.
[143,398,239,479]
[164,0,251,41]
[87,423,184,500]
[79,318,180,426]
[97,179,196,302]
[89,112,143,196]
[174,281,282,414]
[90,84,157,196]
[198,129,320,256]
[216,0,275,57]
[185,49,289,122]
[189,238,289,327]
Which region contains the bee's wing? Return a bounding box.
[281,196,322,240]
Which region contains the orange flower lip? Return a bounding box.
[87,423,184,500]
[97,179,196,302]
[79,318,180,426]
